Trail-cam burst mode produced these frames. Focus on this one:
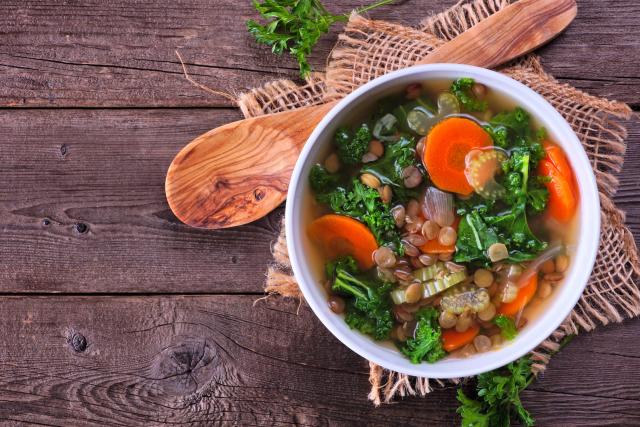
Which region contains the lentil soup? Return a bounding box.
[305,77,579,364]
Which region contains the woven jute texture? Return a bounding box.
[237,0,638,406]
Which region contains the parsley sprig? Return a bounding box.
[247,0,395,78]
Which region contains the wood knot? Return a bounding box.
[73,222,89,234]
[59,144,68,158]
[254,188,266,201]
[69,332,87,352]
[42,218,51,226]
[150,338,217,396]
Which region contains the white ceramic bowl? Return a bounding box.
[285,64,599,378]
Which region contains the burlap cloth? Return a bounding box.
[235,0,639,406]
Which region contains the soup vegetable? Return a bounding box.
[307,78,579,364]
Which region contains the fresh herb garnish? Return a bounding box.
[457,356,535,427]
[494,314,518,340]
[247,0,395,78]
[400,307,446,364]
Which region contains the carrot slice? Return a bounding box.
[543,142,574,183]
[442,325,480,352]
[419,217,460,254]
[497,274,538,317]
[538,159,577,223]
[307,214,377,270]
[423,117,492,195]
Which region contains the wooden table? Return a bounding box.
[1,1,638,425]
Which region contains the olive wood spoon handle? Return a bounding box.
[166,0,577,229]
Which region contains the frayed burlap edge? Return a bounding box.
[236,0,639,406]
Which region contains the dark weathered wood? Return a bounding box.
[0,108,284,293]
[0,0,638,108]
[1,295,640,426]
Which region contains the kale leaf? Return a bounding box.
[454,211,499,264]
[334,123,372,165]
[318,180,403,253]
[400,307,446,364]
[450,77,488,112]
[457,356,535,427]
[360,135,421,201]
[330,256,394,340]
[309,164,340,194]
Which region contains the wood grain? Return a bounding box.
[1,295,640,426]
[421,0,577,67]
[0,108,283,294]
[166,102,336,229]
[0,0,638,108]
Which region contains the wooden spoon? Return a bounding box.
[166,0,577,229]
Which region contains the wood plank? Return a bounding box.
[0,295,639,426]
[0,107,284,294]
[1,0,638,108]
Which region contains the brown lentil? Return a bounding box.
[473,335,492,353]
[439,311,457,329]
[473,269,494,288]
[490,334,503,348]
[438,252,453,261]
[361,152,378,163]
[405,283,423,304]
[538,280,553,298]
[379,185,392,204]
[543,272,564,282]
[391,205,406,228]
[368,139,384,157]
[419,254,437,266]
[541,259,555,274]
[373,246,396,268]
[471,82,487,98]
[328,295,345,314]
[360,173,380,189]
[402,241,420,257]
[405,233,427,247]
[406,199,420,217]
[477,303,496,321]
[324,152,340,173]
[555,254,569,273]
[455,312,472,332]
[422,220,440,240]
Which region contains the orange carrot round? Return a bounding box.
[307,214,377,270]
[539,159,577,223]
[498,274,538,317]
[423,117,492,195]
[543,142,575,183]
[442,325,480,352]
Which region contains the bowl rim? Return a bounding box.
[285,63,600,378]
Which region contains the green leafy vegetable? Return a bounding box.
[318,180,402,253]
[454,211,499,264]
[309,164,340,193]
[494,315,518,340]
[360,136,420,201]
[457,356,535,427]
[329,256,394,340]
[400,307,446,364]
[334,123,372,165]
[450,77,488,112]
[247,0,394,78]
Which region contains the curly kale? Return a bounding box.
[360,135,421,201]
[309,164,340,193]
[457,356,535,427]
[329,256,393,340]
[450,77,488,112]
[334,123,372,165]
[400,307,446,364]
[318,180,403,253]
